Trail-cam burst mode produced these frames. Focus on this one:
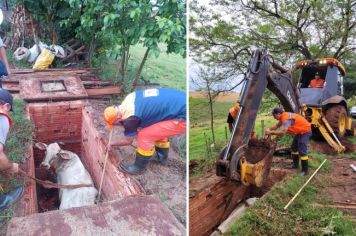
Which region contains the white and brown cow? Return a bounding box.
[35,142,98,210]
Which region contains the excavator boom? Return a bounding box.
[216,49,300,182]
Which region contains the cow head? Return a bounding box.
[35,142,73,170]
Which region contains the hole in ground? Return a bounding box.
[23,101,142,215]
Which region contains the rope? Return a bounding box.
[97,128,114,203]
[18,168,93,189]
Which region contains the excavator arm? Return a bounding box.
[216,49,300,183]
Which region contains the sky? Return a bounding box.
[188,0,243,93]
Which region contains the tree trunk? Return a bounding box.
[87,38,96,66]
[120,50,126,82]
[133,48,150,85]
[208,89,216,143]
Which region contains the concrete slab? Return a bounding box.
[7,195,185,236]
[19,76,87,101]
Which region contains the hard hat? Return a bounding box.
[315,72,320,76]
[103,106,118,128]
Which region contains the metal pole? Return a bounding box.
[284,159,327,210]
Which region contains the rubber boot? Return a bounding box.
[151,141,170,164]
[0,186,24,211]
[289,152,299,169]
[300,158,309,176]
[119,149,152,175]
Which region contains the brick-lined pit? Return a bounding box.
[19,101,143,215]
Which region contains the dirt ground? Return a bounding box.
[272,139,356,216]
[314,140,356,216]
[87,100,187,225]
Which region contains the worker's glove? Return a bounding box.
[103,106,118,129]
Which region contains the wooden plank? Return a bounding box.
[82,81,113,87]
[86,87,121,96]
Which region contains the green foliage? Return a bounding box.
[4,99,33,164]
[23,0,74,44]
[190,0,356,86]
[64,0,186,87]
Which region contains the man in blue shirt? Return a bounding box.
[104,88,186,174]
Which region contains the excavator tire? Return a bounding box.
[325,105,347,138]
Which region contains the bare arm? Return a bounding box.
[268,127,288,136]
[0,143,18,173]
[110,136,135,147]
[0,47,11,75]
[269,121,282,131]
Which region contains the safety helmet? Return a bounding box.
[103,106,118,128]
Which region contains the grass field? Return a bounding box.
[96,44,186,91]
[189,97,276,162]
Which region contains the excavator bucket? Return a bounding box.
[239,139,276,187]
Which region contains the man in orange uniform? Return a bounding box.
[227,103,257,138]
[227,103,240,132]
[309,72,324,88]
[265,107,312,176]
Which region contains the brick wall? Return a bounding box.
[189,177,251,236]
[81,106,143,201]
[27,101,83,167]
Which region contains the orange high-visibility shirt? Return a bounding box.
[279,112,311,135]
[229,104,240,119]
[310,78,324,88]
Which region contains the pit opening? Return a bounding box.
[24,101,142,214]
[29,101,84,212]
[40,80,67,92]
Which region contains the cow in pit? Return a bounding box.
[35,142,98,209]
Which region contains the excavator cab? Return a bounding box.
[296,58,345,104]
[295,58,354,152]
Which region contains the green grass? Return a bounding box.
[189,97,232,125]
[0,99,33,227]
[95,44,186,92]
[226,156,355,235]
[189,98,278,161]
[347,136,356,144]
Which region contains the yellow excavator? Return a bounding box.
[216,49,354,187]
[296,58,355,153]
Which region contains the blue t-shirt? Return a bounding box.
[119,88,186,136]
